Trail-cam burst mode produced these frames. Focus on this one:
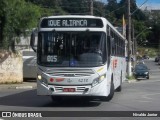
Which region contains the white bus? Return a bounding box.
[30,15,126,101]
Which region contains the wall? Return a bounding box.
[0,53,23,84]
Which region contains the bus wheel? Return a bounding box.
[116,74,122,92]
[51,96,63,102]
[107,80,114,100]
[102,80,114,101]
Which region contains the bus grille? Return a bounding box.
[46,69,94,77]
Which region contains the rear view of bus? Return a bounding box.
[30,15,126,101]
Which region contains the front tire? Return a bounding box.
[51,96,63,102]
[102,79,114,101]
[107,80,114,100]
[116,73,122,92]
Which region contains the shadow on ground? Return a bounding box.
[0,89,101,108]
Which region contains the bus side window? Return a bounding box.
[107,35,111,68]
[111,37,115,55]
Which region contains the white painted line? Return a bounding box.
[139,100,151,103]
[15,86,33,89]
[23,56,35,59]
[128,80,137,83]
[126,79,160,84]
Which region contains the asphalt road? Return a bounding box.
[0,58,160,120]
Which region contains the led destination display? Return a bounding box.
[41,18,103,28]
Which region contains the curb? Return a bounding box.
[0,83,36,90]
[128,80,137,83]
[1,85,36,90]
[125,79,137,83]
[16,86,34,89]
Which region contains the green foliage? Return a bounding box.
[143,10,160,46]
[94,1,105,16]
[5,0,40,35]
[107,0,118,12]
[126,75,135,80]
[0,0,41,50]
[60,0,90,15]
[26,0,68,16]
[133,20,149,44]
[137,47,158,57]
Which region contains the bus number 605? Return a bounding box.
[47,55,57,62]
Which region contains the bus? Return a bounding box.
[30,15,126,101]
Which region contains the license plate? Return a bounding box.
[63,88,75,92]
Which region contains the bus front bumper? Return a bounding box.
[37,80,109,97]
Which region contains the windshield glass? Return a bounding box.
[37,31,107,67]
[135,65,148,71]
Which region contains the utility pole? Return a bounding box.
[90,0,93,15]
[127,0,132,77]
[132,24,136,67]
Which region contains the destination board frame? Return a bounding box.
[40,18,104,28]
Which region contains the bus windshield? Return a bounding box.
[37,31,107,67]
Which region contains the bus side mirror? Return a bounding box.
[30,28,37,52]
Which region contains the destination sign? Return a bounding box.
[41,18,103,28]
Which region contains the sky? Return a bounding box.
[101,0,160,10]
[137,0,160,10]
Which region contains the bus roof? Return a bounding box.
[41,15,104,19]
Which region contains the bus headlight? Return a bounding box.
[37,74,48,86]
[37,74,42,80]
[92,74,106,87]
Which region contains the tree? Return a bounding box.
[25,0,66,16]
[0,0,41,51]
[60,0,90,15]
[94,0,106,16]
[133,20,150,45]
[147,10,160,47]
[105,0,118,23]
[107,0,118,12]
[0,0,7,48]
